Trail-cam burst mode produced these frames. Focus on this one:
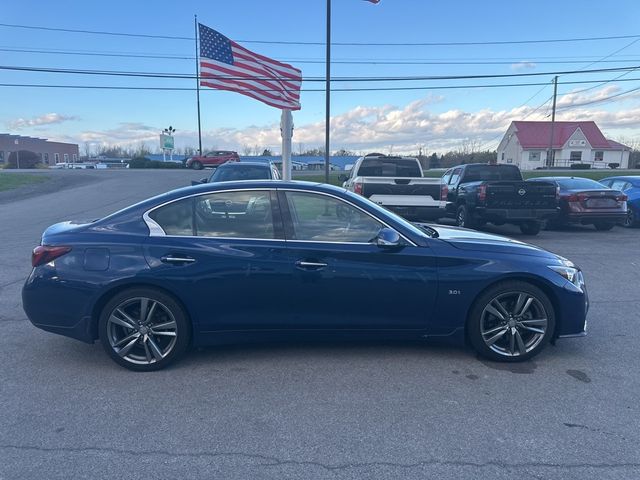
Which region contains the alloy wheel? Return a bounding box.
[480,291,548,357]
[624,208,634,227]
[106,297,178,365]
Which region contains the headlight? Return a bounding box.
[548,265,584,288]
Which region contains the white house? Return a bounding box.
[496,121,631,170]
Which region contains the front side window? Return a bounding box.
[149,190,276,239]
[449,168,462,185]
[285,191,382,243]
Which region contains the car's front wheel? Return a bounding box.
[191,160,203,170]
[98,288,191,371]
[467,281,555,362]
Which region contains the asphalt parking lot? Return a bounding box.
[1,169,639,480]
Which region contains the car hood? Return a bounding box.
[431,225,555,258]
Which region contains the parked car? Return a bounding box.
[185,150,240,170]
[441,164,558,235]
[191,161,280,185]
[342,154,444,220]
[528,177,627,231]
[599,176,640,228]
[23,181,588,371]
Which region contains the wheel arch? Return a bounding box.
[90,281,194,341]
[463,274,562,343]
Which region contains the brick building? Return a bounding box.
[0,134,79,166]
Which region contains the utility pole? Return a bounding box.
[324,0,331,184]
[547,76,558,168]
[194,15,203,156]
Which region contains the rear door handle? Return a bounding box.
[295,260,328,270]
[161,255,196,265]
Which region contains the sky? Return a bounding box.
[2,0,640,155]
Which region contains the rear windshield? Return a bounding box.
[554,178,607,191]
[357,158,422,177]
[209,165,271,182]
[462,165,523,182]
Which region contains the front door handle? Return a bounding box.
[161,255,196,265]
[295,260,328,270]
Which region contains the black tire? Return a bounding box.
[98,287,191,371]
[467,281,555,362]
[191,160,203,170]
[594,221,614,231]
[519,220,541,235]
[623,208,638,228]
[456,204,477,229]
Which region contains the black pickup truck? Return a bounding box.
[440,163,558,235]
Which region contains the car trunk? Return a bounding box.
[565,189,626,212]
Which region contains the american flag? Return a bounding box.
[198,23,302,110]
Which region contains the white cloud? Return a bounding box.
[511,61,537,71]
[7,113,78,130]
[49,86,640,155]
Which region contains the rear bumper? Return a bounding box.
[564,212,627,224]
[475,208,558,221]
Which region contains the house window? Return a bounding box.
[44,153,49,164]
[570,151,582,162]
[64,154,69,162]
[501,152,505,160]
[73,154,77,162]
[0,151,4,163]
[54,153,60,163]
[529,151,541,162]
[594,151,604,161]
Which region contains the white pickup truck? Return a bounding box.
[342,154,445,220]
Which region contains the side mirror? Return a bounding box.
[338,174,348,182]
[191,178,207,186]
[375,227,401,248]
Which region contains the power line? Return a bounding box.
[1,64,639,82]
[2,22,640,46]
[2,78,640,93]
[556,85,640,110]
[3,46,640,66]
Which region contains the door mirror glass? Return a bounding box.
[338,174,348,182]
[375,227,401,248]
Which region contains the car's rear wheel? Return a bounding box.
[519,220,541,235]
[594,221,614,231]
[456,204,476,229]
[468,281,555,362]
[191,160,203,170]
[623,208,638,228]
[99,288,191,371]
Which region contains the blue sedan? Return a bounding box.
[599,176,640,228]
[23,181,588,371]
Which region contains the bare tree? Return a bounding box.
[242,145,253,156]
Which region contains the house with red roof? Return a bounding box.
[496,121,630,170]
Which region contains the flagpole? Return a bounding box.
[324,0,331,184]
[194,14,203,156]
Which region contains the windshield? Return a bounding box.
[357,158,422,177]
[209,165,271,182]
[463,165,522,182]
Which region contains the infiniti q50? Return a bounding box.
[23,181,588,371]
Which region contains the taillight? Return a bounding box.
[440,183,449,201]
[616,194,628,202]
[32,245,71,267]
[477,184,487,202]
[354,182,363,195]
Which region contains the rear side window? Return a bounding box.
[149,190,276,239]
[357,158,421,177]
[441,170,452,184]
[449,168,462,185]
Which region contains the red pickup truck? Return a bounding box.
[185,150,240,170]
